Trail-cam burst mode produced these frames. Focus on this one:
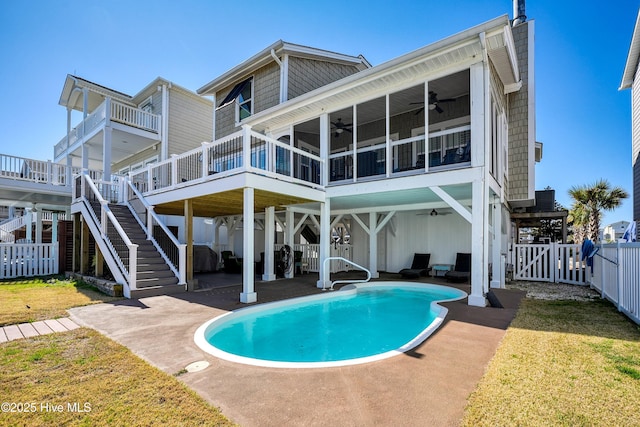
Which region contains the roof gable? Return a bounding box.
[197,40,370,96]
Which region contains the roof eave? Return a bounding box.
[243,14,510,129]
[620,9,640,90]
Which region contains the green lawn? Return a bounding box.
[0,328,235,426]
[462,298,640,426]
[3,277,639,426]
[0,276,119,326]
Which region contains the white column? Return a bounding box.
[25,209,33,242]
[52,213,59,243]
[316,199,331,289]
[34,209,42,244]
[490,200,503,288]
[369,211,380,278]
[319,114,329,186]
[285,208,294,278]
[262,206,276,281]
[468,179,487,307]
[240,187,257,303]
[103,126,112,180]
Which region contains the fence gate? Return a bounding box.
[512,243,585,285]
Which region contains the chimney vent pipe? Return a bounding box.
[513,0,526,26]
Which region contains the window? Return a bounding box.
[139,96,153,113]
[237,80,252,120]
[217,77,253,121]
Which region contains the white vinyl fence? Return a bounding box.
[512,243,585,285]
[0,243,59,278]
[588,242,640,325]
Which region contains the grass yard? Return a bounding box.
[462,298,640,426]
[0,328,235,426]
[0,276,119,326]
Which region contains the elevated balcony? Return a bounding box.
[54,99,161,166]
[126,124,471,202]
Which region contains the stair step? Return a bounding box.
[135,276,180,288]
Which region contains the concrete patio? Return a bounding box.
[69,273,525,427]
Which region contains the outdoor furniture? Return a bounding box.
[399,253,432,278]
[432,264,453,277]
[221,251,242,274]
[445,252,471,283]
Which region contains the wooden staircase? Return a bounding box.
[95,202,183,298]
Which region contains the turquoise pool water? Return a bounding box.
[194,282,466,368]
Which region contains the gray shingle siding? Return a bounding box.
[507,22,533,203]
[215,63,280,139]
[288,58,361,100]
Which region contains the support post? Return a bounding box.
[240,187,257,303]
[368,211,380,279]
[468,179,487,307]
[185,199,195,291]
[490,199,503,288]
[262,206,276,281]
[317,199,331,289]
[285,208,294,278]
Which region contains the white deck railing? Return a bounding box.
[55,99,160,158]
[588,242,640,325]
[0,243,58,278]
[0,153,101,187]
[130,128,325,194]
[75,173,138,290]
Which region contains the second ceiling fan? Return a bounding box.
[412,91,456,114]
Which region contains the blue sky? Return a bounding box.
[0,0,638,226]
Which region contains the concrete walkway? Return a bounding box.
[0,318,80,343]
[68,277,525,427]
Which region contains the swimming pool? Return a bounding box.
[194,282,467,368]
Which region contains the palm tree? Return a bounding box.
[568,179,629,242]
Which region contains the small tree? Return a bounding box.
[568,179,628,242]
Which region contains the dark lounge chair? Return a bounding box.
[399,253,432,279]
[445,252,471,283]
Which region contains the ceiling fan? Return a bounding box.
[331,118,353,137]
[411,91,456,114]
[417,208,452,216]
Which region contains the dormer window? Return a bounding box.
[217,77,253,121]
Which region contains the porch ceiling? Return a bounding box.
[328,183,472,212]
[153,188,318,217]
[64,126,158,170]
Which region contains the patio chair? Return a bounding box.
[445,252,471,283]
[399,253,432,279]
[221,251,242,274]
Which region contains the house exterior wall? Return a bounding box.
[287,57,362,100]
[111,85,212,172]
[507,21,534,204]
[167,87,213,155]
[632,59,640,222]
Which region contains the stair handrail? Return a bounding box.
[81,173,138,289]
[123,177,186,284]
[0,216,26,243]
[322,257,371,290]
